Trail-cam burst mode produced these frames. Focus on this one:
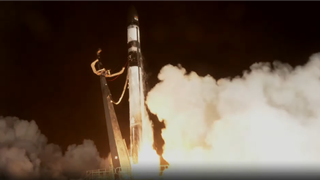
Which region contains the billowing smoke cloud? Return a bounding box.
[0,116,109,180]
[146,53,320,174]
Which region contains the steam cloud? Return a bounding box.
[146,53,320,174]
[3,53,320,179]
[0,116,109,180]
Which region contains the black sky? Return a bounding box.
[1,2,320,158]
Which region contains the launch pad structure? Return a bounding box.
[85,6,153,180]
[85,169,114,180]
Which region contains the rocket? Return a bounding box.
[127,6,145,165]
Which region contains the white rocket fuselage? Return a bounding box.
[127,6,145,165]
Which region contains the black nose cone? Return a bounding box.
[128,5,139,26]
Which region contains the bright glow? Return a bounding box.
[128,66,161,179]
[131,112,161,179]
[146,53,320,176]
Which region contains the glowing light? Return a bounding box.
[145,54,320,176]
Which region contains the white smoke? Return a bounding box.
[146,53,320,174]
[0,116,109,180]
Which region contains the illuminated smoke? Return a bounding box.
[146,53,320,175]
[0,116,108,180]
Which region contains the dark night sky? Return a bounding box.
[1,2,320,158]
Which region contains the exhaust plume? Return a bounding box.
[146,53,320,175]
[0,116,108,180]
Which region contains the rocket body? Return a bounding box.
[127,6,144,165]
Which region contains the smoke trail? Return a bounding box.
[0,116,109,180]
[146,53,320,175]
